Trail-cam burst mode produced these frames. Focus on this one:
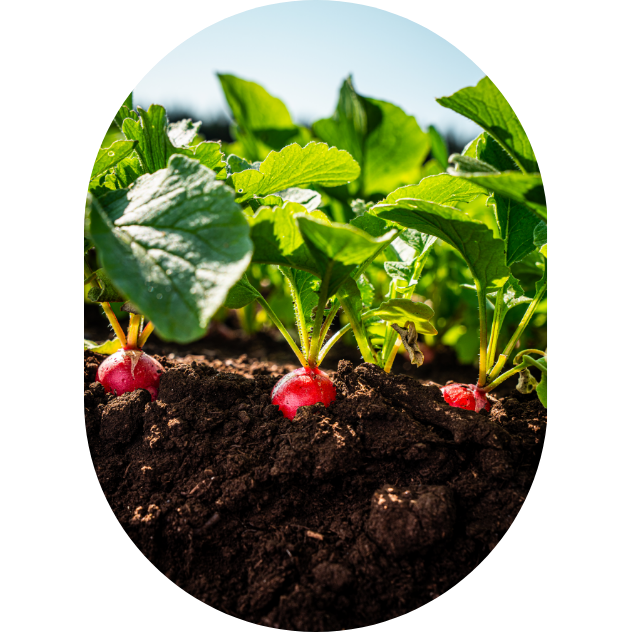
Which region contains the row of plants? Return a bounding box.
[85,74,547,417]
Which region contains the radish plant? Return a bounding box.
[371,77,547,410]
[85,76,546,416]
[85,93,437,412]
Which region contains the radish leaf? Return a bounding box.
[374,198,510,292]
[91,155,252,343]
[296,214,396,297]
[371,298,437,335]
[249,202,327,273]
[313,77,431,196]
[224,275,261,309]
[91,140,137,180]
[437,76,538,173]
[229,142,360,202]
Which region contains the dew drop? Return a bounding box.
[108,151,115,157]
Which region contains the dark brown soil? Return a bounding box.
[84,350,546,631]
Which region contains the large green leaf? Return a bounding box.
[383,174,487,206]
[295,214,396,297]
[362,97,431,195]
[217,74,306,158]
[492,196,541,265]
[228,142,360,202]
[437,76,538,173]
[91,155,252,343]
[218,73,294,131]
[313,77,430,196]
[462,133,544,262]
[370,298,437,335]
[91,140,137,180]
[248,202,327,273]
[374,198,510,291]
[448,171,546,220]
[313,78,365,165]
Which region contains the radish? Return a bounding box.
[440,383,490,413]
[271,367,336,420]
[97,348,163,401]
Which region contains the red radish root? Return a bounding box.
[440,383,490,413]
[97,349,163,401]
[271,366,336,420]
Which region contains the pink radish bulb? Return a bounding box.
[97,348,164,401]
[440,383,490,413]
[271,366,336,420]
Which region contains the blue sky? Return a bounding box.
[133,1,485,142]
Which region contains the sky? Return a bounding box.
[132,1,485,142]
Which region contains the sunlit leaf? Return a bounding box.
[91,155,252,343]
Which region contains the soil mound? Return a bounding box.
[85,351,546,631]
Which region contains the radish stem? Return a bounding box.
[138,321,155,348]
[127,314,142,349]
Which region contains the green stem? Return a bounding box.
[258,296,308,367]
[483,353,546,393]
[486,286,505,369]
[475,280,489,388]
[318,323,352,364]
[317,299,340,352]
[338,293,379,364]
[380,280,400,364]
[482,360,528,393]
[127,314,142,349]
[384,337,402,373]
[514,348,547,364]
[382,253,429,367]
[487,282,547,382]
[138,322,154,348]
[308,271,332,366]
[285,273,310,357]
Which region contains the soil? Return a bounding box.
[84,345,546,631]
